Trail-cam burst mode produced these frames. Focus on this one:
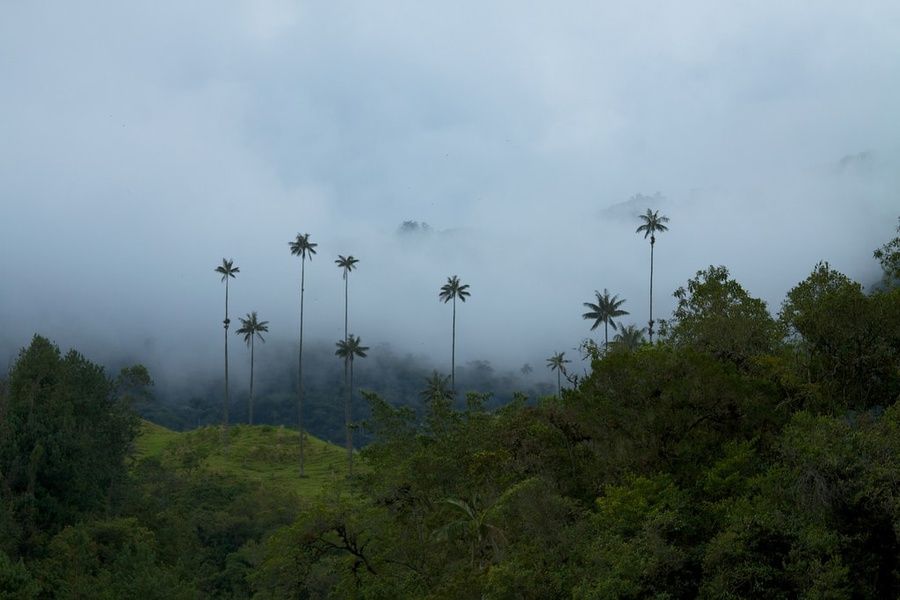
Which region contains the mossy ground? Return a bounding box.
[134,420,352,496]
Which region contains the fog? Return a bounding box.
[1,1,898,393]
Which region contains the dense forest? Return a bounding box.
[1,222,898,598]
[138,340,553,445]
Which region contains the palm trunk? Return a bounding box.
[298,257,306,477]
[557,370,561,397]
[249,336,255,425]
[649,236,655,343]
[604,320,609,350]
[451,296,457,393]
[344,273,349,342]
[345,357,353,475]
[224,278,230,448]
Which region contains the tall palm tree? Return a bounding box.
[289,233,317,476]
[235,312,269,425]
[335,334,369,475]
[546,351,570,397]
[612,324,645,352]
[335,255,360,343]
[439,275,471,393]
[636,208,670,342]
[215,258,239,445]
[582,288,629,349]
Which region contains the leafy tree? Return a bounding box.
[335,334,369,474]
[335,254,360,343]
[546,352,570,397]
[665,265,781,367]
[235,312,269,425]
[439,275,471,393]
[873,217,899,287]
[780,262,899,409]
[34,518,194,599]
[0,550,40,599]
[214,258,239,445]
[0,336,139,556]
[289,232,317,476]
[582,288,629,349]
[636,207,670,342]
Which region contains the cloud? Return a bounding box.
[1,0,898,385]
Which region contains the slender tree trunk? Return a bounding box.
[451,296,457,393]
[298,257,306,477]
[557,370,561,397]
[224,278,230,448]
[344,273,349,342]
[604,320,609,350]
[249,335,255,425]
[345,357,353,475]
[649,236,655,343]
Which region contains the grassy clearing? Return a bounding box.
[134,420,351,496]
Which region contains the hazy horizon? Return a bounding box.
[2,1,898,393]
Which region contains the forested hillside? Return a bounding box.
[1,226,898,598]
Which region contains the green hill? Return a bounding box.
[134,420,350,495]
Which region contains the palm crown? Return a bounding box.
[636,209,670,241]
[546,351,570,373]
[335,334,369,362]
[335,255,359,278]
[439,276,471,303]
[582,289,629,332]
[215,258,240,281]
[289,233,318,260]
[613,324,645,351]
[236,312,269,346]
[421,371,451,401]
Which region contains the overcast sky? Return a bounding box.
[1,1,898,385]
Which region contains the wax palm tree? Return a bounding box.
[421,370,452,402]
[612,324,645,352]
[546,351,570,397]
[215,258,239,445]
[335,255,360,342]
[582,288,629,349]
[290,233,317,476]
[335,334,369,475]
[439,275,471,393]
[636,208,670,342]
[235,312,268,425]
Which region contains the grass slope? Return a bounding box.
[135,420,350,496]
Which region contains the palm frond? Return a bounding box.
[289,233,318,260]
[439,275,471,303]
[335,334,369,361]
[215,258,239,281]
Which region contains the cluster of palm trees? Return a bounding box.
[214,260,270,438]
[214,206,667,464]
[215,238,475,476]
[545,208,670,395]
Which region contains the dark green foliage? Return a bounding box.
[33,518,194,599]
[244,254,897,597]
[780,262,900,410]
[122,458,299,598]
[0,336,138,555]
[664,265,782,367]
[0,551,40,599]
